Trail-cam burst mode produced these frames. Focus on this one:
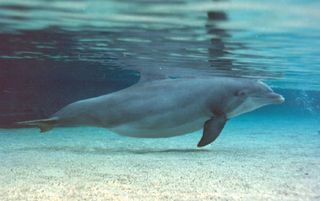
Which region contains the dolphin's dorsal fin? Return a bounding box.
[197,115,227,147]
[17,118,58,133]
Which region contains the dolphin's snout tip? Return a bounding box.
[267,92,285,104]
[273,94,285,104]
[279,95,285,103]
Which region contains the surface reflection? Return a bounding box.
[206,9,233,71]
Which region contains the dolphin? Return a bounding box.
[18,77,284,147]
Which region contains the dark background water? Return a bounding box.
[0,0,319,127]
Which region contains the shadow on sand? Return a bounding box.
[16,146,212,155]
[14,145,257,157]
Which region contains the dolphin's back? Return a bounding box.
[81,79,213,128]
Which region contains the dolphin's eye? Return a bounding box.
[235,90,246,97]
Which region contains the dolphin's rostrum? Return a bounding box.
[18,77,284,147]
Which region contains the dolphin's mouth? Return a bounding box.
[251,92,285,105]
[265,92,285,104]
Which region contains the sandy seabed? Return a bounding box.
[0,115,319,201]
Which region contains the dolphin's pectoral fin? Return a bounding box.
[17,118,58,133]
[197,115,227,147]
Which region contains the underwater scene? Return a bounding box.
[0,0,319,200]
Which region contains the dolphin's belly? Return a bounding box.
[107,105,208,138]
[109,116,207,138]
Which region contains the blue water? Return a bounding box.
[0,0,319,200]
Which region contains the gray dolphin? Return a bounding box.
[18,77,284,147]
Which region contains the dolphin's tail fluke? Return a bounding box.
[17,117,58,133]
